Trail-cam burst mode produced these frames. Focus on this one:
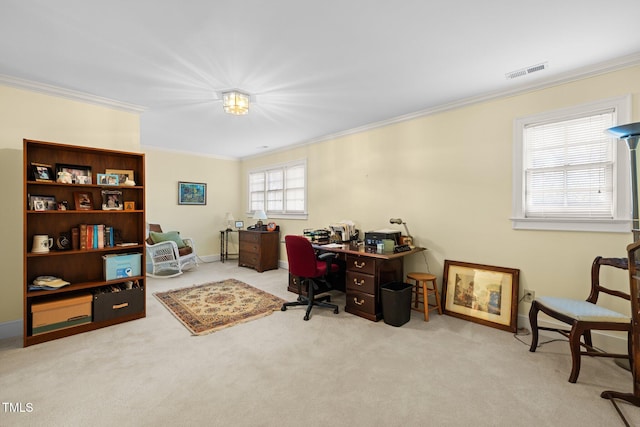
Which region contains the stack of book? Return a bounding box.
[71,224,118,250]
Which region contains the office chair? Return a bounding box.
[528,256,632,383]
[282,235,340,320]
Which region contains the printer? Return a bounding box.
[364,229,401,251]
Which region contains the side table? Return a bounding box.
[220,229,238,263]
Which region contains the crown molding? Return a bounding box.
[253,52,640,160]
[0,74,146,113]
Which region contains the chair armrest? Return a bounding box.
[318,252,337,276]
[146,239,180,261]
[318,252,337,261]
[181,237,195,251]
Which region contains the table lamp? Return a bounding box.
[253,209,268,228]
[225,212,235,231]
[389,218,414,246]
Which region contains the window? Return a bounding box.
[248,160,307,219]
[512,95,631,232]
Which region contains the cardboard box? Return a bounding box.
[103,253,142,280]
[31,293,92,335]
[93,285,144,322]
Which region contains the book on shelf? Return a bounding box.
[76,224,116,249]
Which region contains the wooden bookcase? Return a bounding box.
[23,139,146,346]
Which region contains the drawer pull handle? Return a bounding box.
[353,261,366,269]
[353,298,365,306]
[112,303,129,310]
[353,278,365,286]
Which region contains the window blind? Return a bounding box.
[248,161,306,215]
[523,111,616,218]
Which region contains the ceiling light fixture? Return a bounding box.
[222,90,250,115]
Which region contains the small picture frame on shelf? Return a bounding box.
[56,163,92,184]
[97,173,119,186]
[105,169,135,186]
[73,191,94,210]
[235,220,244,229]
[101,190,123,210]
[124,201,135,211]
[29,195,57,211]
[31,162,54,182]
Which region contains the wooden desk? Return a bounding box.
[313,243,425,321]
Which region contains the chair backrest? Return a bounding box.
[588,256,630,303]
[148,224,163,233]
[285,235,321,278]
[146,223,163,245]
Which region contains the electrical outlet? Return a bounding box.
[523,289,535,303]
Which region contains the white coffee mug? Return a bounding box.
[32,235,53,253]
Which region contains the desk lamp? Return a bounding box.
[225,212,235,231]
[389,218,413,246]
[253,209,268,228]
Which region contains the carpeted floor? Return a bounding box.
[1,261,639,426]
[154,278,285,335]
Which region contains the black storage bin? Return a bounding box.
[93,284,144,322]
[381,282,413,326]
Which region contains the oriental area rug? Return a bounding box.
[154,279,286,335]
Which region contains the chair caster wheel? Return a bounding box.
[334,308,339,314]
[281,306,287,311]
[304,315,310,321]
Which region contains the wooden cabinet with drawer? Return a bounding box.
[238,229,280,272]
[344,254,403,321]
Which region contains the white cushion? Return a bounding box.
[536,296,630,323]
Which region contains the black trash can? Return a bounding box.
[381,282,413,327]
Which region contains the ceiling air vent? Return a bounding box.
[505,62,548,80]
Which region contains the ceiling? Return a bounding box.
[2,1,640,159]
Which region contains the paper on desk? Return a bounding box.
[372,228,400,233]
[323,243,343,248]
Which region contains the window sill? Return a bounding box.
[511,217,631,233]
[246,212,308,221]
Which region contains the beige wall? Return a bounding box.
[2,65,640,348]
[241,65,640,342]
[143,147,241,257]
[0,85,140,326]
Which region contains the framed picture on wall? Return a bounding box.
[441,260,519,332]
[178,181,207,205]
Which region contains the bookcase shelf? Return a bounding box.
[23,139,146,347]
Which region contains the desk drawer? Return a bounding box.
[346,255,376,275]
[239,252,259,266]
[239,241,260,255]
[239,232,260,243]
[346,271,375,294]
[346,290,376,315]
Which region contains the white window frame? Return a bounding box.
[247,159,308,220]
[511,95,632,232]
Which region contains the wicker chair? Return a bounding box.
[145,224,198,278]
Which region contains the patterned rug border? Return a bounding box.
[153,278,286,336]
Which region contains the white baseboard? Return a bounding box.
[0,319,22,340]
[197,254,218,263]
